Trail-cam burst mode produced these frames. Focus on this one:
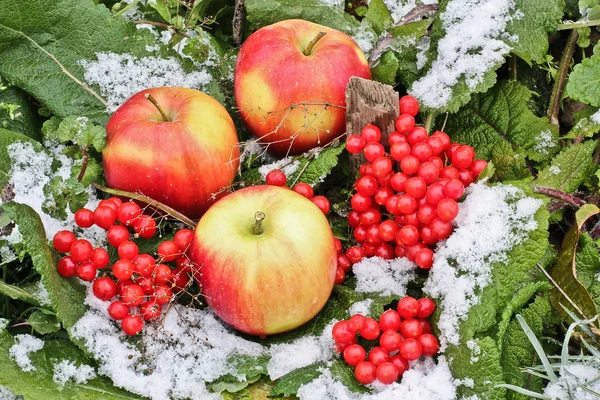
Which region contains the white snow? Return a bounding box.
[591,109,600,124]
[353,257,417,296]
[319,0,344,6]
[466,340,481,364]
[379,0,439,23]
[533,130,557,155]
[33,280,51,307]
[423,182,542,348]
[351,23,378,55]
[544,361,600,400]
[53,360,97,386]
[4,141,105,246]
[9,334,44,372]
[348,299,374,317]
[0,386,17,400]
[416,37,431,70]
[549,165,561,175]
[258,157,300,180]
[79,52,213,112]
[410,0,515,109]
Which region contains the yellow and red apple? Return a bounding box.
[103,87,239,219]
[189,185,337,336]
[234,19,371,156]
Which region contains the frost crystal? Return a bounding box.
[549,165,561,175]
[9,334,44,372]
[424,183,542,348]
[53,360,97,386]
[34,280,51,307]
[410,0,514,109]
[349,299,374,317]
[79,52,212,112]
[533,130,556,155]
[353,257,417,296]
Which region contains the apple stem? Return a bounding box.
[252,211,265,235]
[144,93,170,122]
[303,31,327,56]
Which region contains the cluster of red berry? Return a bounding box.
[332,296,438,385]
[343,95,487,269]
[265,169,331,215]
[52,197,195,335]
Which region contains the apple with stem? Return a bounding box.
[103,87,239,219]
[189,185,337,336]
[234,19,371,157]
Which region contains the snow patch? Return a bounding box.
[9,334,44,372]
[258,158,300,180]
[591,109,600,124]
[349,299,374,317]
[544,361,600,400]
[533,130,556,155]
[549,165,561,175]
[53,360,97,386]
[0,386,18,400]
[351,23,378,55]
[33,280,51,307]
[353,257,417,296]
[380,0,439,23]
[319,0,344,6]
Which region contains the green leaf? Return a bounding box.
[27,311,61,335]
[269,363,324,397]
[44,116,107,151]
[535,140,597,193]
[372,51,399,85]
[0,329,145,399]
[70,158,103,188]
[245,0,360,32]
[444,81,560,179]
[0,202,87,331]
[0,87,42,141]
[576,233,600,290]
[501,295,560,400]
[0,280,41,306]
[563,107,600,139]
[566,55,600,107]
[550,203,600,321]
[208,354,269,394]
[0,0,152,121]
[329,360,369,394]
[505,0,565,64]
[288,142,345,187]
[364,0,393,35]
[42,177,89,221]
[0,128,44,186]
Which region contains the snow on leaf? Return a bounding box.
[536,140,598,193]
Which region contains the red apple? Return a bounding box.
[189,185,337,336]
[234,19,371,156]
[103,87,239,219]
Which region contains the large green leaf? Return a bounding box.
[535,140,597,193]
[0,329,144,399]
[444,81,559,180]
[0,87,43,141]
[567,55,600,107]
[0,202,87,331]
[506,0,565,64]
[0,128,44,185]
[0,0,151,121]
[0,280,42,307]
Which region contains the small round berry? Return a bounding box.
[400,318,424,339]
[469,159,488,178]
[443,179,465,200]
[400,155,420,176]
[333,238,343,254]
[337,254,352,272]
[140,300,162,322]
[91,248,110,269]
[92,277,117,301]
[346,135,366,154]
[437,198,459,222]
[400,338,423,361]
[390,142,411,162]
[153,285,173,305]
[121,314,144,335]
[376,362,400,385]
[399,95,419,116]
[70,239,93,263]
[265,169,287,186]
[107,225,130,248]
[419,333,440,356]
[361,124,382,142]
[374,243,394,259]
[334,267,345,285]
[397,296,420,319]
[390,354,410,377]
[368,346,390,366]
[407,127,428,145]
[293,182,314,199]
[134,254,156,278]
[359,318,381,340]
[343,344,367,367]
[411,142,433,163]
[451,145,475,169]
[354,175,379,197]
[379,309,401,331]
[332,320,355,343]
[311,196,330,215]
[118,241,139,260]
[380,329,403,352]
[404,177,427,199]
[76,261,97,281]
[74,208,94,228]
[395,114,415,134]
[93,206,117,230]
[57,256,78,278]
[355,361,377,384]
[173,229,194,252]
[351,193,372,212]
[117,202,143,226]
[108,301,129,320]
[417,298,436,318]
[348,314,366,331]
[414,248,434,269]
[157,240,179,262]
[346,246,365,264]
[371,157,393,178]
[153,264,173,285]
[112,259,134,281]
[120,284,145,306]
[53,230,77,253]
[431,217,453,240]
[364,142,385,162]
[132,215,157,239]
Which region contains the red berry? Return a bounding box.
[91,248,109,269]
[368,346,390,366]
[419,319,433,334]
[132,215,157,239]
[390,142,411,162]
[121,284,145,306]
[76,261,97,281]
[426,136,444,156]
[425,183,445,206]
[70,239,93,263]
[396,194,418,215]
[378,220,399,242]
[400,319,423,339]
[354,225,368,243]
[395,114,415,134]
[432,131,451,149]
[108,301,129,320]
[107,225,130,248]
[53,230,77,253]
[417,298,436,318]
[351,193,372,212]
[418,162,440,184]
[265,169,287,186]
[417,204,436,225]
[371,157,392,178]
[364,142,385,162]
[404,177,427,199]
[400,338,423,361]
[140,300,162,322]
[407,127,428,145]
[74,208,94,228]
[420,226,437,245]
[93,206,117,230]
[57,256,78,278]
[437,198,459,222]
[390,354,410,376]
[153,264,173,285]
[390,172,408,192]
[470,159,488,178]
[117,241,138,260]
[379,309,401,331]
[334,267,345,285]
[400,155,420,176]
[348,210,361,228]
[399,95,419,116]
[459,170,474,186]
[157,240,179,262]
[134,254,156,278]
[116,279,134,295]
[377,171,393,189]
[337,254,352,272]
[361,124,382,142]
[98,199,119,212]
[346,246,365,264]
[374,187,394,206]
[355,361,377,384]
[117,202,143,226]
[440,165,460,180]
[396,225,419,246]
[311,196,330,215]
[154,285,174,305]
[343,344,367,366]
[293,182,314,199]
[170,229,193,252]
[431,217,453,240]
[405,242,425,262]
[360,208,381,225]
[112,259,134,281]
[415,248,434,269]
[397,296,420,319]
[388,131,407,145]
[106,197,123,209]
[349,314,366,331]
[411,142,433,162]
[419,333,440,356]
[121,314,144,335]
[443,179,465,200]
[375,243,394,259]
[451,145,475,169]
[332,320,355,343]
[346,135,366,154]
[376,362,400,384]
[355,175,379,196]
[92,277,117,301]
[359,162,374,177]
[359,318,381,340]
[380,329,403,352]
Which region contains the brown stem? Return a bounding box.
[232,0,245,46]
[303,32,326,56]
[252,211,265,235]
[533,186,586,208]
[547,30,579,126]
[92,183,196,228]
[369,4,439,65]
[77,148,88,183]
[145,94,170,122]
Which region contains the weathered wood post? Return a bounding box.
[345,77,399,176]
